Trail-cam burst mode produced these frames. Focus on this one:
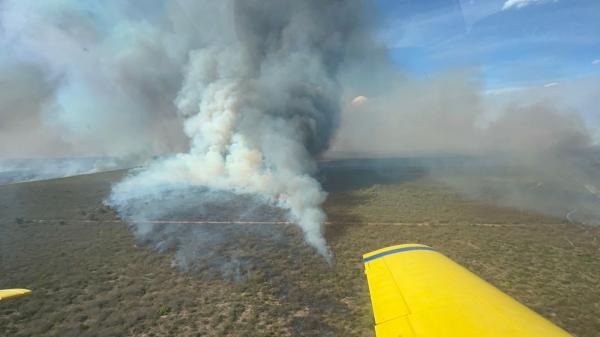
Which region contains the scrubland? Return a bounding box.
[1,167,599,336]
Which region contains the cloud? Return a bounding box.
[502,0,556,10]
[593,59,600,65]
[544,82,559,88]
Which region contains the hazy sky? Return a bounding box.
[373,0,600,136]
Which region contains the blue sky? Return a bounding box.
[375,0,600,90]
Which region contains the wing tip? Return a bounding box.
[0,289,32,301]
[362,243,433,262]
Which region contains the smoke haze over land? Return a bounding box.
[330,69,600,225]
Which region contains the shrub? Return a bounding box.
[158,305,171,317]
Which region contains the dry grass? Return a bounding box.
[1,168,599,336]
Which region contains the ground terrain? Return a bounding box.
[1,164,599,336]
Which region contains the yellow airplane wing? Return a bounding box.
[0,289,32,301]
[363,244,572,337]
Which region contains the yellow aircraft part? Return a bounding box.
[363,244,573,337]
[0,289,32,301]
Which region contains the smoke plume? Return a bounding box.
[0,0,380,263]
[0,0,188,159]
[108,0,377,260]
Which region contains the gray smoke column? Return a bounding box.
[107,0,371,260]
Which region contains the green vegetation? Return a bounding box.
[158,305,172,317]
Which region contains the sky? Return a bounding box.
[375,0,600,89]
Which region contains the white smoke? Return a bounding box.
[107,0,373,260]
